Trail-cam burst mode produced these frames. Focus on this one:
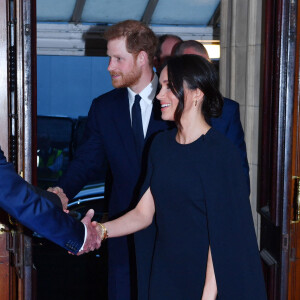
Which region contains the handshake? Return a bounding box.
[48,186,105,255]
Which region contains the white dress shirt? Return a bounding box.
[79,224,87,251]
[127,73,158,137]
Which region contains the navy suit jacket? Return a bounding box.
[211,97,249,185]
[0,148,84,254]
[58,88,249,300]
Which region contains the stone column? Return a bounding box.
[219,0,263,238]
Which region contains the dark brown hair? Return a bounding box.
[104,20,158,66]
[155,34,183,62]
[166,55,223,129]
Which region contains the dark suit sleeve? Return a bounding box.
[211,98,250,193]
[225,101,249,174]
[28,185,62,208]
[0,149,84,254]
[58,98,107,199]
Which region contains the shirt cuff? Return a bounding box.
[79,223,87,251]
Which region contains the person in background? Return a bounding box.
[0,148,101,255]
[96,55,267,300]
[174,39,210,59]
[153,34,182,73]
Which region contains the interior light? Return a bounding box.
[197,40,220,59]
[203,44,220,59]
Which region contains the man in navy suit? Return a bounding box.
[0,148,101,255]
[53,21,249,300]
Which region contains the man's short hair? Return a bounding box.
[104,20,157,66]
[174,40,209,59]
[155,34,183,61]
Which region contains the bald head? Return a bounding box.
[174,40,210,60]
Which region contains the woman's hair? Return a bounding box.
[104,20,157,66]
[166,55,223,128]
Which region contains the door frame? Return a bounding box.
[259,0,298,299]
[0,0,36,299]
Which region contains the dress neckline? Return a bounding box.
[171,127,213,147]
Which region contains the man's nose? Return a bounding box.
[107,59,114,71]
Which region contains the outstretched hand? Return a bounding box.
[77,209,102,255]
[47,186,69,212]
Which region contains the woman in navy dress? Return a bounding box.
[99,55,267,300]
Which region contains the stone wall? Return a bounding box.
[219,0,263,238]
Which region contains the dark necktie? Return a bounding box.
[132,94,144,158]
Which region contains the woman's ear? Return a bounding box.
[194,88,204,103]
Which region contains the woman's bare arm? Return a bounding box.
[102,187,155,238]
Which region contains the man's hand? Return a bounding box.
[47,186,69,212]
[77,209,102,255]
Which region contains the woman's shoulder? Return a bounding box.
[204,128,241,159]
[206,127,236,147]
[201,128,247,191]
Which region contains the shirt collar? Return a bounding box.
[127,73,158,105]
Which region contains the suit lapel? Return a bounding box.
[112,89,139,170]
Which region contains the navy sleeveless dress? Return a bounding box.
[139,128,267,300]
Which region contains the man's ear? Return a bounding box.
[137,50,148,66]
